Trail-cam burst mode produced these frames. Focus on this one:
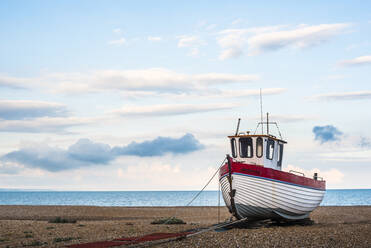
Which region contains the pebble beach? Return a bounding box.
[0,205,370,247]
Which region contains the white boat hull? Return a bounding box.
[220,172,326,220]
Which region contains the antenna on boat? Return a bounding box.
[235,118,241,135]
[260,88,264,134]
[253,90,284,139]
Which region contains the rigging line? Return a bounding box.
[218,177,221,223]
[121,156,228,245]
[274,123,283,140]
[164,156,227,224]
[185,157,227,207]
[253,123,260,135]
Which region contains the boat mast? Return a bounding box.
[266,112,269,135]
[260,88,264,134]
[235,118,241,135]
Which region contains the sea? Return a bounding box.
[0,189,370,206]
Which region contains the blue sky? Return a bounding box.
[0,0,370,190]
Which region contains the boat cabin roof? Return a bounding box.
[227,134,287,144]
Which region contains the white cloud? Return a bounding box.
[231,18,243,25]
[113,28,122,34]
[177,35,206,56]
[1,68,259,95]
[259,114,315,123]
[217,29,248,60]
[196,20,217,31]
[318,150,371,162]
[112,151,222,190]
[0,117,93,133]
[284,164,344,184]
[205,88,286,98]
[219,47,244,60]
[177,35,205,48]
[0,100,67,120]
[110,103,237,117]
[193,72,259,85]
[148,36,162,42]
[248,23,351,55]
[338,55,371,67]
[346,44,358,50]
[116,161,186,189]
[216,23,351,59]
[205,24,217,31]
[217,26,287,60]
[121,163,180,179]
[326,74,346,80]
[108,37,126,46]
[188,48,200,57]
[118,87,285,100]
[302,131,371,163]
[309,91,371,101]
[0,74,33,88]
[0,161,24,175]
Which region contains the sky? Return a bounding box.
[0,0,370,190]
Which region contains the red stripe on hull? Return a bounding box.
[220,161,326,190]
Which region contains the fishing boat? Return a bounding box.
[219,115,326,221]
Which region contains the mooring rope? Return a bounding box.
[124,156,240,247]
[126,217,248,248]
[218,177,221,223]
[186,217,248,237]
[185,157,227,207]
[164,156,227,224]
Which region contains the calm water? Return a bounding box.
[0,189,370,206]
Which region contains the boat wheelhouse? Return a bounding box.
[219,117,326,221]
[229,134,286,170]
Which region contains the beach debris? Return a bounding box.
[53,237,76,243]
[22,240,44,246]
[48,217,77,224]
[151,217,186,225]
[0,238,8,242]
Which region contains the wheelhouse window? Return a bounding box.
[230,138,237,158]
[277,143,284,167]
[266,139,275,160]
[256,137,263,158]
[239,137,253,158]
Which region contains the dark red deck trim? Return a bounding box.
[219,161,326,190]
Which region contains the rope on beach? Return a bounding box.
[67,218,248,248]
[126,217,249,248]
[67,157,246,248]
[186,217,248,237]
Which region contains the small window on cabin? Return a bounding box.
[256,137,263,158]
[231,138,237,158]
[266,139,275,160]
[239,138,253,158]
[277,144,284,167]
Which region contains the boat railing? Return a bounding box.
[315,176,324,181]
[289,170,305,177]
